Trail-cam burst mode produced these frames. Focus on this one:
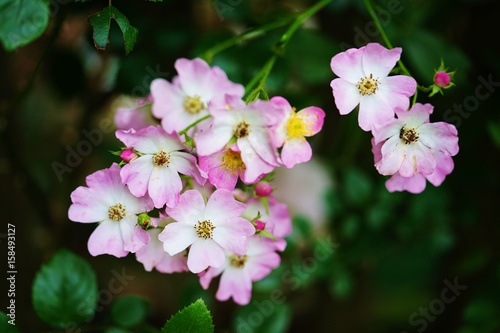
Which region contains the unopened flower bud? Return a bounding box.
[254,220,266,231]
[434,71,451,88]
[120,148,137,163]
[255,182,272,197]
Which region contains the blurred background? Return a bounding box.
[1,0,500,332]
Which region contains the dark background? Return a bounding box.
[1,0,500,332]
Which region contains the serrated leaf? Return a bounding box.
[162,299,214,333]
[0,312,20,333]
[32,249,98,328]
[0,0,50,51]
[111,295,149,328]
[88,5,138,55]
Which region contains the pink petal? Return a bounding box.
[213,217,255,255]
[330,78,361,115]
[88,221,128,257]
[159,222,198,255]
[358,94,396,132]
[376,136,404,175]
[170,151,207,186]
[426,153,454,186]
[330,47,365,84]
[194,123,234,156]
[386,173,427,194]
[68,186,109,223]
[362,43,401,79]
[246,128,279,166]
[175,58,212,96]
[148,165,182,208]
[238,138,275,184]
[216,268,252,305]
[418,122,459,156]
[188,240,225,273]
[120,155,154,197]
[165,189,205,223]
[297,106,325,136]
[380,75,417,100]
[398,142,436,177]
[205,189,247,220]
[281,138,312,168]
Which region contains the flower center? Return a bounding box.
[194,220,216,239]
[399,127,419,144]
[356,74,379,96]
[108,203,126,221]
[221,149,246,175]
[286,113,309,139]
[153,150,170,166]
[229,254,248,268]
[183,95,205,115]
[234,121,250,138]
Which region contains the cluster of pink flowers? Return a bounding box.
[330,43,459,193]
[69,58,325,305]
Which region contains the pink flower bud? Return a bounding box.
[120,148,137,163]
[255,182,272,197]
[254,220,266,231]
[434,71,451,88]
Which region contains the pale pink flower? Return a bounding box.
[330,43,417,131]
[373,103,459,178]
[68,163,154,257]
[198,145,246,190]
[271,96,325,168]
[158,189,255,273]
[199,235,281,305]
[150,58,244,134]
[195,96,282,183]
[116,125,206,208]
[372,138,455,194]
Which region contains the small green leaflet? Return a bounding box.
[88,5,138,55]
[162,299,214,333]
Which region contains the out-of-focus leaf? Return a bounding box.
[162,299,213,333]
[32,249,98,327]
[344,168,373,206]
[402,30,471,84]
[233,303,291,333]
[0,312,20,333]
[89,6,138,54]
[111,295,149,328]
[487,121,500,148]
[0,0,49,51]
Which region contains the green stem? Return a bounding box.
[198,16,295,63]
[363,0,412,78]
[244,0,332,102]
[179,114,211,135]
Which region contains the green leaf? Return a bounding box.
[162,299,214,333]
[0,0,50,51]
[88,5,138,54]
[32,249,98,328]
[111,295,149,328]
[0,312,20,333]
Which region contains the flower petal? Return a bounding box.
[205,189,247,221]
[281,138,312,169]
[330,78,361,115]
[330,47,365,84]
[386,173,427,194]
[88,221,128,257]
[188,240,225,273]
[159,222,198,255]
[362,43,401,79]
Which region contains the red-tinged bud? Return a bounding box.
[120,148,137,163]
[254,220,266,231]
[255,181,272,197]
[434,71,451,88]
